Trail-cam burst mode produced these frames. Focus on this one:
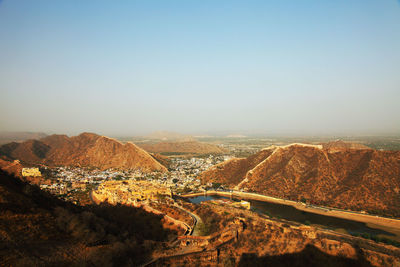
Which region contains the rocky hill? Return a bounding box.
[0,170,177,266]
[200,142,400,217]
[198,147,275,185]
[0,132,167,172]
[139,140,226,155]
[150,153,171,168]
[0,157,23,178]
[322,140,371,152]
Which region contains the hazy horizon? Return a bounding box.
[1,0,400,136]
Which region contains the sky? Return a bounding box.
[1,0,400,136]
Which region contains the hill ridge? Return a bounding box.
[200,143,400,217]
[0,133,167,172]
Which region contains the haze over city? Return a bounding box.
[1,0,400,136]
[2,1,400,266]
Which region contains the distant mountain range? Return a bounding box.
[139,140,227,155]
[226,134,247,138]
[0,132,167,172]
[0,131,48,145]
[199,140,400,217]
[145,131,195,141]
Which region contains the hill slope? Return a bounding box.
[198,147,275,185]
[0,170,176,265]
[139,140,226,155]
[200,142,400,217]
[0,132,167,172]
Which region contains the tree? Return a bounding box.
[182,186,191,194]
[114,175,124,181]
[197,222,211,236]
[212,183,222,189]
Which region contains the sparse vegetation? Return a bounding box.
[350,232,400,248]
[113,175,124,180]
[0,170,177,266]
[197,222,212,236]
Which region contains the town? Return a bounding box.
[34,155,226,205]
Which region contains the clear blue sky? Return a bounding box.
[1,0,399,136]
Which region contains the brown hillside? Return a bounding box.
[322,140,371,152]
[0,170,177,266]
[200,143,400,217]
[139,140,226,155]
[0,139,50,163]
[150,153,171,168]
[198,147,275,185]
[0,133,167,172]
[0,158,23,178]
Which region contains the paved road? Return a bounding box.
[174,203,203,236]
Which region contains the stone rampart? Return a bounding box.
[181,191,400,229]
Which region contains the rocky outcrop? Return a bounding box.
[0,158,23,178]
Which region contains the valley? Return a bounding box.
[1,133,400,266]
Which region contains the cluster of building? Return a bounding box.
[22,167,42,177]
[92,180,172,205]
[37,166,163,204]
[168,156,224,192]
[29,155,226,204]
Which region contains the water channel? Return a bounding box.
[185,195,400,241]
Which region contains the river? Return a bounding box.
[185,195,400,241]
